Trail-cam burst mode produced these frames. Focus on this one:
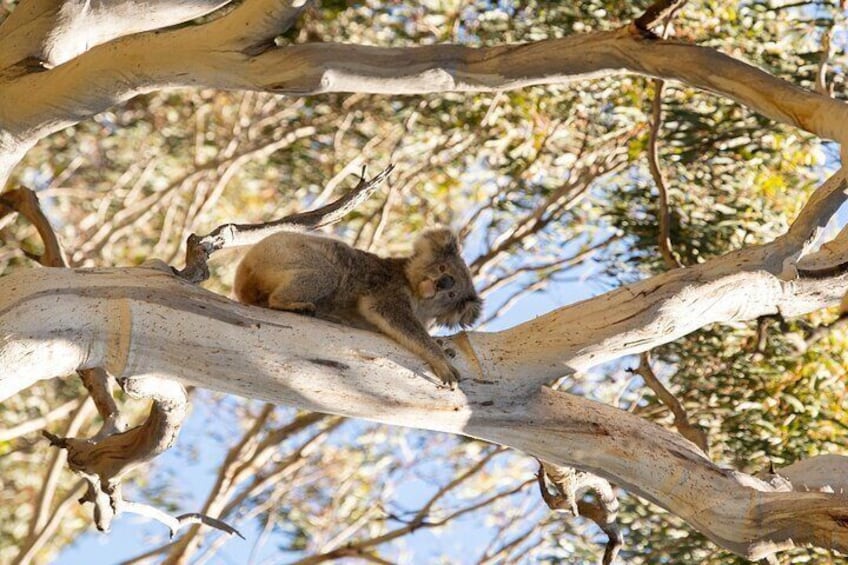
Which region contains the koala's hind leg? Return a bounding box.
[267,270,335,315]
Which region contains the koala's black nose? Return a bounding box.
[436,275,455,290]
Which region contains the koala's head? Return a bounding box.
[408,228,482,329]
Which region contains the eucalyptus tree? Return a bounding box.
[1,1,847,563]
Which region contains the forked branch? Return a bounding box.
[176,164,394,282]
[42,376,189,533]
[537,461,622,565]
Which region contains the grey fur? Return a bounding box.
[234,228,482,388]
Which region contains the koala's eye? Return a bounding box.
[448,291,456,298]
[439,264,447,273]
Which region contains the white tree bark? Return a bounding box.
[0,0,229,69]
[4,0,848,560]
[2,225,848,559]
[2,0,847,186]
[3,168,848,559]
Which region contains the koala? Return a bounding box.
[233,228,482,388]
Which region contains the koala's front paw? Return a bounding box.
[433,362,461,390]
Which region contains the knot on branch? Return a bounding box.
[40,376,240,538]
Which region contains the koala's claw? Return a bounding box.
[435,364,461,390]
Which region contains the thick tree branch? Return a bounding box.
[784,168,848,256]
[2,23,847,186]
[8,168,847,558]
[0,0,230,69]
[797,223,848,277]
[1,6,847,554]
[2,238,848,559]
[775,454,848,494]
[205,0,311,53]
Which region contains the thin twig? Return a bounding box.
[477,520,538,565]
[644,8,684,270]
[469,122,635,278]
[118,501,244,540]
[291,448,512,564]
[478,234,619,297]
[0,398,80,442]
[176,164,394,283]
[815,25,834,96]
[13,481,87,565]
[805,312,848,346]
[631,352,708,452]
[647,79,683,269]
[634,0,689,33]
[0,186,67,267]
[158,413,336,564]
[27,400,94,535]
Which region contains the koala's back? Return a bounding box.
[234,232,409,325]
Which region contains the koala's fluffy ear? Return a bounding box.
[435,294,483,328]
[415,227,459,257]
[459,295,483,327]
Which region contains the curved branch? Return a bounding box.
[1,249,848,559]
[2,24,846,186]
[630,352,708,452]
[0,186,66,266]
[646,78,683,270]
[0,0,230,69]
[176,164,393,282]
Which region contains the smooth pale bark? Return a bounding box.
[2,10,848,185]
[4,0,848,559]
[2,163,848,554]
[2,171,847,559]
[1,256,848,559]
[0,0,229,68]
